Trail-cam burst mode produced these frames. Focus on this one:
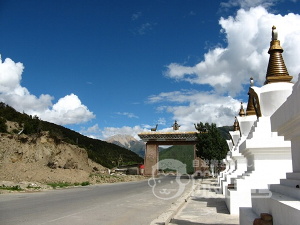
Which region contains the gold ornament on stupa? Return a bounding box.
[233,116,240,131]
[239,102,246,117]
[264,26,293,84]
[246,77,257,116]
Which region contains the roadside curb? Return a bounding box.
[150,179,199,225]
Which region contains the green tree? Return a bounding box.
[23,115,41,135]
[195,122,229,172]
[0,117,7,133]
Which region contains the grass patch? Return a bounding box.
[89,174,121,179]
[26,185,41,190]
[47,182,72,189]
[0,185,23,191]
[47,181,90,189]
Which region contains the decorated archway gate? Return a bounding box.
[138,132,198,176]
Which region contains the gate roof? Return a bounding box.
[138,131,198,145]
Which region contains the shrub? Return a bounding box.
[81,181,90,186]
[0,184,23,191]
[47,182,72,189]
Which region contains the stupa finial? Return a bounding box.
[239,102,245,117]
[246,77,257,116]
[265,26,293,84]
[272,25,278,40]
[233,116,240,131]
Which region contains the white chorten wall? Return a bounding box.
[225,82,293,215]
[217,139,236,192]
[220,115,256,195]
[218,130,240,194]
[240,75,300,225]
[218,150,231,186]
[218,140,233,182]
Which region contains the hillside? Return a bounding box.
[0,130,146,191]
[159,145,195,174]
[0,103,143,169]
[0,131,105,183]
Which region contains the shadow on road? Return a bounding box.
[169,219,238,225]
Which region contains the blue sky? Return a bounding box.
[1,0,300,140]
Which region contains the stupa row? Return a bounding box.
[217,26,300,224]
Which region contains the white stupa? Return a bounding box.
[221,101,256,195]
[217,83,258,194]
[217,117,239,193]
[225,26,293,215]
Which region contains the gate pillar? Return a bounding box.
[144,142,158,176]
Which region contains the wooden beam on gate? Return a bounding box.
[146,141,197,146]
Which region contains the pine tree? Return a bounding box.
[195,122,229,172]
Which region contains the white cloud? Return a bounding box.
[82,124,101,134]
[148,89,205,104]
[148,89,241,129]
[165,6,300,97]
[138,22,155,35]
[39,94,95,125]
[132,12,142,21]
[0,57,24,93]
[102,125,148,140]
[220,0,280,10]
[80,124,102,139]
[131,22,157,35]
[101,92,241,139]
[157,117,166,125]
[116,112,139,119]
[0,55,95,125]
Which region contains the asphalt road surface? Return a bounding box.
[0,175,193,225]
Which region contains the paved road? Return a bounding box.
[0,175,193,225]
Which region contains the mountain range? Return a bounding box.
[106,134,146,158]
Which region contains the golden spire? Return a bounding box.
[239,102,245,117]
[265,26,293,84]
[233,116,239,131]
[246,77,256,116]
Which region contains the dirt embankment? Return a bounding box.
[0,131,145,194]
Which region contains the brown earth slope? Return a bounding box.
[0,131,145,193]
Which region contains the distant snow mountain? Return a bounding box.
[106,134,146,158]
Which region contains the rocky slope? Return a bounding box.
[0,131,145,193]
[0,131,106,182]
